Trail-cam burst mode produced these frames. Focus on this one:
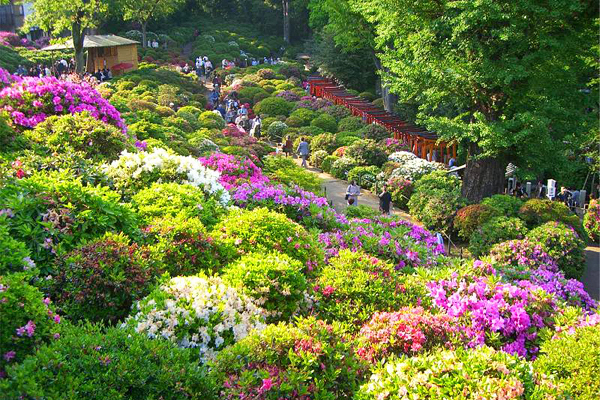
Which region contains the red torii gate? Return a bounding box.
[307,76,456,163]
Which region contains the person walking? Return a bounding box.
[297,137,310,168]
[284,136,293,156]
[379,185,392,215]
[346,181,361,206]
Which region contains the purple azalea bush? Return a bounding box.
[199,152,270,190]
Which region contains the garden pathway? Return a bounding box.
[583,245,599,300]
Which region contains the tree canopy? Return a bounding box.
[121,0,186,48]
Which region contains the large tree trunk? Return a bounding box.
[373,56,397,112]
[282,0,290,43]
[462,143,505,202]
[72,22,85,75]
[142,21,148,48]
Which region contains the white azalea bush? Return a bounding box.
[104,147,230,204]
[389,153,445,181]
[125,274,266,363]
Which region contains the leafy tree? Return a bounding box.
[26,0,108,74]
[121,0,186,48]
[350,0,597,201]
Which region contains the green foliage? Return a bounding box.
[330,156,358,180]
[310,113,338,133]
[518,199,585,238]
[338,116,364,132]
[386,177,413,210]
[254,97,294,117]
[408,171,466,233]
[310,250,422,327]
[1,324,217,399]
[336,131,362,147]
[453,204,501,241]
[0,273,61,375]
[534,325,600,400]
[211,208,322,270]
[321,155,339,173]
[128,120,167,141]
[469,217,528,258]
[347,166,381,190]
[310,132,337,153]
[584,199,600,242]
[309,149,329,169]
[212,318,368,399]
[481,194,524,218]
[526,222,586,279]
[263,155,323,193]
[265,121,288,141]
[199,111,226,130]
[345,139,388,167]
[0,218,31,275]
[131,182,225,228]
[344,204,379,219]
[358,124,389,142]
[43,233,157,324]
[222,252,307,323]
[289,108,318,126]
[356,346,545,400]
[0,172,139,271]
[25,113,130,161]
[297,125,325,137]
[143,215,234,276]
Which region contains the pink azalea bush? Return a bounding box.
[199,152,269,190]
[0,69,125,132]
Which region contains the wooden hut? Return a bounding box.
[43,35,139,75]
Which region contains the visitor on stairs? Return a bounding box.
[379,186,392,215]
[346,181,361,206]
[297,138,310,168]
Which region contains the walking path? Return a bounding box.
[583,245,599,300]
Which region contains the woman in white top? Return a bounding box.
[346,181,361,206]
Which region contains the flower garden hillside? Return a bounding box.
[0,53,598,400]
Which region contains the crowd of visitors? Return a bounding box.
[14,58,75,78]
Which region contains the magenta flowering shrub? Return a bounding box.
[212,318,368,399]
[293,96,332,111]
[231,181,347,231]
[427,272,556,358]
[489,239,558,271]
[584,199,600,242]
[318,217,446,270]
[199,152,269,190]
[0,273,61,377]
[222,124,246,137]
[0,73,126,131]
[275,90,301,102]
[356,307,462,362]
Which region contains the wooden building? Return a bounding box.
[43,35,139,75]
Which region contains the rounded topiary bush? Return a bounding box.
[143,215,234,276]
[265,120,288,141]
[254,97,294,117]
[489,239,558,272]
[322,105,351,121]
[310,250,419,326]
[344,204,379,219]
[321,155,339,173]
[338,116,364,132]
[526,222,586,279]
[199,111,226,130]
[310,132,337,153]
[297,125,324,137]
[212,318,368,399]
[131,182,225,228]
[468,216,528,258]
[358,124,389,141]
[335,131,362,147]
[310,113,338,133]
[126,274,266,362]
[1,324,217,399]
[453,204,501,241]
[211,208,322,271]
[519,198,584,237]
[330,156,359,180]
[0,273,61,375]
[584,199,600,242]
[44,233,157,324]
[347,166,381,190]
[481,194,523,217]
[288,108,317,126]
[222,252,307,322]
[25,113,130,161]
[357,346,547,400]
[533,325,600,400]
[345,139,388,167]
[309,149,329,169]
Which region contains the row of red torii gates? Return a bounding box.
[307,76,456,164]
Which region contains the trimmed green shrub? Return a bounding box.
[386,177,413,210]
[254,97,294,117]
[519,198,585,238]
[330,156,359,180]
[199,111,226,130]
[526,222,586,279]
[0,218,31,275]
[289,108,317,126]
[345,139,388,167]
[347,166,381,190]
[469,217,528,258]
[264,155,323,193]
[534,325,600,400]
[336,130,362,147]
[454,204,501,241]
[309,149,329,169]
[481,194,524,217]
[1,324,217,399]
[322,105,351,121]
[297,125,324,137]
[265,121,288,141]
[344,204,379,219]
[212,318,367,399]
[338,116,364,132]
[358,124,389,141]
[310,132,337,153]
[321,155,339,173]
[310,113,338,133]
[0,273,61,375]
[222,252,307,322]
[44,233,157,324]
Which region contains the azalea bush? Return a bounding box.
[309,149,329,169]
[357,346,549,400]
[347,166,381,190]
[453,204,500,241]
[0,172,139,271]
[199,152,269,190]
[330,156,358,179]
[310,113,338,133]
[222,252,307,322]
[131,182,226,228]
[481,194,523,217]
[0,216,32,274]
[345,139,388,167]
[356,307,462,363]
[254,97,293,116]
[211,207,322,272]
[263,155,323,193]
[104,148,230,204]
[143,215,234,276]
[519,198,584,237]
[43,233,157,324]
[358,124,389,141]
[468,216,528,258]
[265,121,287,141]
[310,132,337,153]
[125,274,266,363]
[584,198,600,241]
[386,177,413,210]
[212,318,368,400]
[526,222,586,279]
[0,273,61,377]
[1,324,218,399]
[389,152,445,181]
[0,72,125,131]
